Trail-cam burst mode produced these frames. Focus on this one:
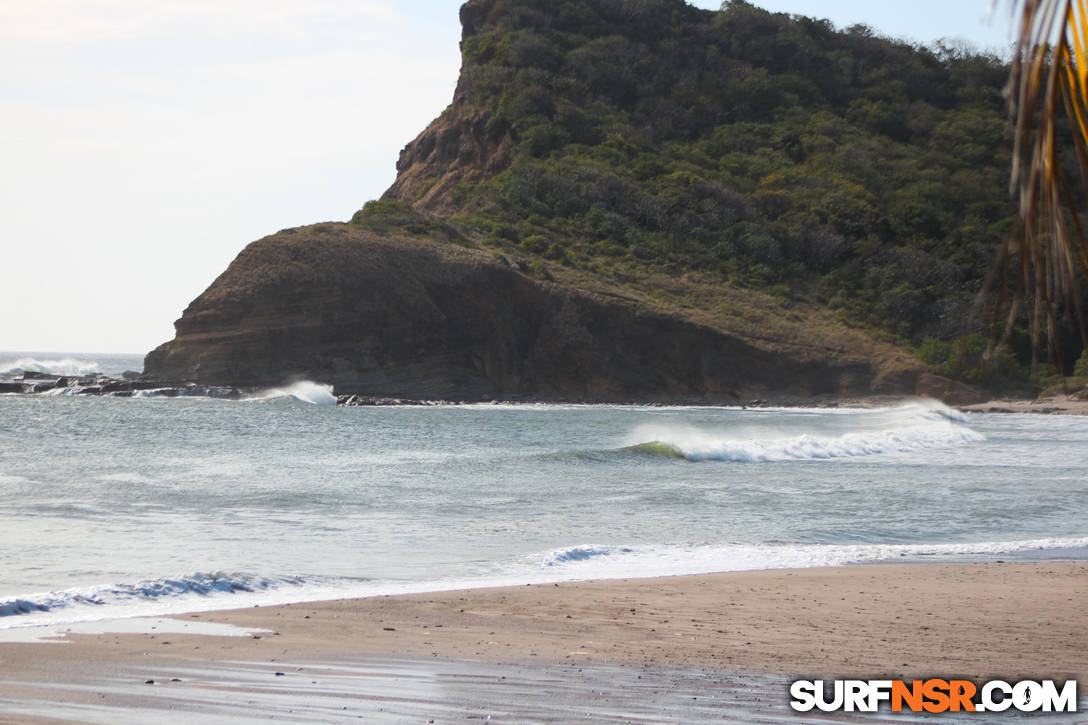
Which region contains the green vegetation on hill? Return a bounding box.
[363,0,1085,390]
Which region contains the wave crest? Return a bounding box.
[0,357,101,377]
[625,400,981,462]
[543,545,634,566]
[0,572,305,619]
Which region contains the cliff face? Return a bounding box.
[145,224,882,401]
[380,2,518,213]
[382,0,1022,382]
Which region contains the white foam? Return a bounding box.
[533,536,1088,580]
[129,387,236,400]
[3,535,1085,629]
[0,617,268,643]
[246,381,337,406]
[625,400,982,461]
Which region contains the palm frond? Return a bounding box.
[999,0,1088,371]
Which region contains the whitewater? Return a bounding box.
[2,353,1088,630]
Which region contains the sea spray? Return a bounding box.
[623,399,983,461]
[0,357,101,377]
[246,381,337,405]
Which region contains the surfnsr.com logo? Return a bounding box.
[790,679,1078,713]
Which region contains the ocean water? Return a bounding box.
[2,353,1087,629]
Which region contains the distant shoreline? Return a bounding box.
[3,354,1087,413]
[4,371,1088,414]
[959,394,1088,415]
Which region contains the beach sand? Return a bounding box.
[0,562,1085,722]
[960,393,1088,415]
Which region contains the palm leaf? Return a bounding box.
[992,0,1088,372]
[999,0,1088,372]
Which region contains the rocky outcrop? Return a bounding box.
[142,0,999,404]
[0,371,242,399]
[144,224,886,401]
[382,106,513,216]
[381,102,513,215]
[379,2,515,213]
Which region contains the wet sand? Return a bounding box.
[0,562,1085,722]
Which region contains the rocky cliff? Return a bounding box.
[144,0,1010,402]
[145,223,910,401]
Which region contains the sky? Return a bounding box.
[2,0,1016,355]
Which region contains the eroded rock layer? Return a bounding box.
[145,224,881,401]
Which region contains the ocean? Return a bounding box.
[2,352,1087,631]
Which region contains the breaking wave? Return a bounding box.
[0,357,101,377]
[246,381,337,406]
[0,572,308,620]
[545,545,634,565]
[622,400,982,462]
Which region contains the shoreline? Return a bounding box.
[5,373,1088,415]
[1,562,1085,722]
[960,393,1088,415]
[5,541,1088,635]
[4,351,1088,413]
[4,354,1088,414]
[151,562,1088,680]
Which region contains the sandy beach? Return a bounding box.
[960,393,1088,416]
[0,562,1085,722]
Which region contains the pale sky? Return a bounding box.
[1,1,1013,355]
